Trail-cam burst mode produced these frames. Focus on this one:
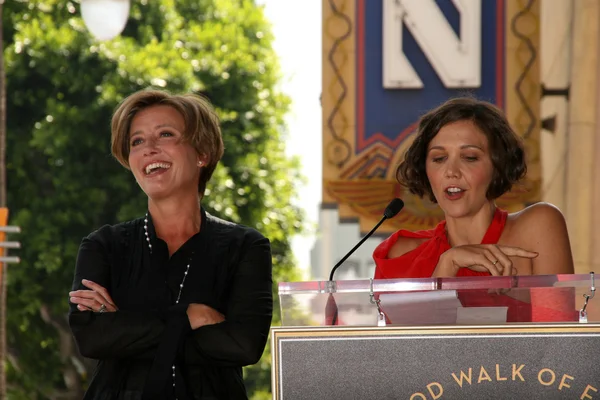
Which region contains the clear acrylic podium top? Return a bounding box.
[278,273,597,327]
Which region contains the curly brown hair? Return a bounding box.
[111,89,224,196]
[397,97,527,203]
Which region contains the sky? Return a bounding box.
[257,0,323,276]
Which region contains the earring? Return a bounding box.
[197,161,203,167]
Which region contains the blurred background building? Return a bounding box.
[312,0,599,279]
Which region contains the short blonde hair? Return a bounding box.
[111,89,224,196]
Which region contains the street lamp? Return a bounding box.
[80,0,131,41]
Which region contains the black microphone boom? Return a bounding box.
[328,198,404,281]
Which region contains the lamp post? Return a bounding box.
[0,0,8,395]
[80,0,131,41]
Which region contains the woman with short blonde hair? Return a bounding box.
[69,88,272,399]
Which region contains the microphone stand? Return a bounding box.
[329,216,388,281]
[325,198,404,326]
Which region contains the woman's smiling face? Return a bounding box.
[128,105,203,200]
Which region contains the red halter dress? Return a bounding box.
[373,208,576,322]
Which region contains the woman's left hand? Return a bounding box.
[187,303,225,329]
[69,279,118,313]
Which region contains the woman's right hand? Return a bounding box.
[433,244,538,277]
[69,279,119,313]
[186,304,225,330]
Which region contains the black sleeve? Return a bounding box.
[68,227,186,360]
[182,229,273,367]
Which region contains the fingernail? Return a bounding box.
[82,279,89,283]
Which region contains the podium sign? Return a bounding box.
[274,275,598,398]
[272,324,600,399]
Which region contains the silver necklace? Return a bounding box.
[144,212,191,397]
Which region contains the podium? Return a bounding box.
[271,274,599,399]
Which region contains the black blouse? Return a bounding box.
[68,209,273,400]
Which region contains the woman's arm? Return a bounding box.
[182,230,273,367]
[516,202,574,275]
[515,203,577,321]
[68,229,177,360]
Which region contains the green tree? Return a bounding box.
[3,0,304,398]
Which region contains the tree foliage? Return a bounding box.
[3,0,304,397]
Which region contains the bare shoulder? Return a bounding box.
[510,202,567,231]
[388,236,428,259]
[506,202,573,274]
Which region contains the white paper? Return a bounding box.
[378,290,463,325]
[456,307,508,324]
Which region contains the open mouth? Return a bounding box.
[144,162,172,176]
[445,187,465,196]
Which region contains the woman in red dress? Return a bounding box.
[373,97,575,321]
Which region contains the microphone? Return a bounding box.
[325,198,404,326]
[328,198,405,281]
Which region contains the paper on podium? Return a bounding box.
[379,291,510,325]
[378,290,463,325]
[456,306,508,324]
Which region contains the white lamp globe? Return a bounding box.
[81,0,131,41]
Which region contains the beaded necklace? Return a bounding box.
[144,212,191,398]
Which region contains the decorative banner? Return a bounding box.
[322,0,541,233]
[272,325,600,399]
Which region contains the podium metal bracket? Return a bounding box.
[369,278,386,326]
[579,272,596,323]
[325,280,337,294]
